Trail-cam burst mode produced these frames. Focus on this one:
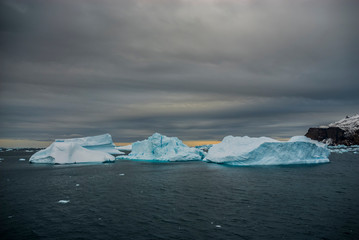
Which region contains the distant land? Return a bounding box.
[306,114,359,146]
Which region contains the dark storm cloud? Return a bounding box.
[0,0,358,143]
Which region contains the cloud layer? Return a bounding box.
[1,0,358,142]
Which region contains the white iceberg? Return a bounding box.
[116,133,204,161]
[29,142,115,164]
[55,134,123,155]
[205,136,330,166]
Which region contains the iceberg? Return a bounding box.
[205,136,330,166]
[55,134,123,155]
[29,142,115,164]
[116,133,204,161]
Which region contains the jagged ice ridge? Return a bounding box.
[116,133,204,161]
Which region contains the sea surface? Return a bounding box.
[1,150,358,240]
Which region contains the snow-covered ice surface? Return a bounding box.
[55,134,123,155]
[205,136,330,166]
[29,142,115,164]
[328,145,359,154]
[116,133,204,161]
[329,114,359,135]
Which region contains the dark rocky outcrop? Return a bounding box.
[305,127,359,146]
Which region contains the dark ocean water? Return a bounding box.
[1,150,359,240]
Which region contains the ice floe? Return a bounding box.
[328,145,359,153]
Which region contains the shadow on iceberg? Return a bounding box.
[116,133,204,161]
[204,136,330,166]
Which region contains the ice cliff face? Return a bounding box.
[29,142,115,164]
[55,133,123,154]
[116,133,204,161]
[205,136,330,166]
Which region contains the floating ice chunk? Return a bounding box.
[55,134,123,155]
[58,200,70,204]
[215,225,222,228]
[205,135,330,166]
[328,144,359,153]
[116,144,132,151]
[116,133,204,161]
[76,184,80,187]
[119,173,125,176]
[19,158,26,161]
[29,142,115,164]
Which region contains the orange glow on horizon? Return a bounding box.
[115,140,221,147]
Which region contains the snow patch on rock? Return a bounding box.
[329,114,359,135]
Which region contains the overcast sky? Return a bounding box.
[0,0,358,144]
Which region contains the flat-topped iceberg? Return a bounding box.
[55,134,123,155]
[116,133,204,161]
[29,142,115,164]
[205,136,330,166]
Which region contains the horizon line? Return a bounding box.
[0,137,292,148]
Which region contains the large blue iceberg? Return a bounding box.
[116,133,204,161]
[205,136,330,166]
